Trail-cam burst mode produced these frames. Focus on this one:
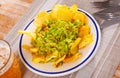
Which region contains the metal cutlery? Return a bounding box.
[92,0,120,29]
[92,0,120,8]
[94,11,120,29]
[93,6,120,20]
[92,0,110,8]
[100,17,120,29]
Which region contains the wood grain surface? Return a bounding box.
[0,0,33,39]
[113,64,120,78]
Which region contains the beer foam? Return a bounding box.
[0,40,10,69]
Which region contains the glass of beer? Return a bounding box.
[0,40,22,78]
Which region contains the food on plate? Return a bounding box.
[18,4,93,67]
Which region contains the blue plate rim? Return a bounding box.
[19,9,100,75]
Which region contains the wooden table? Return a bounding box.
[0,0,32,39]
[0,0,120,78]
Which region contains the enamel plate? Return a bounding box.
[19,9,101,77]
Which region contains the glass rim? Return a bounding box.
[0,39,12,70]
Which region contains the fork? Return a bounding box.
[93,7,120,29]
[94,11,120,29]
[93,6,120,20]
[92,0,110,8]
[92,0,120,8]
[92,0,120,29]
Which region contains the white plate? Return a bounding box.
[19,8,101,77]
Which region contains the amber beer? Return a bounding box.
[0,40,22,78]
